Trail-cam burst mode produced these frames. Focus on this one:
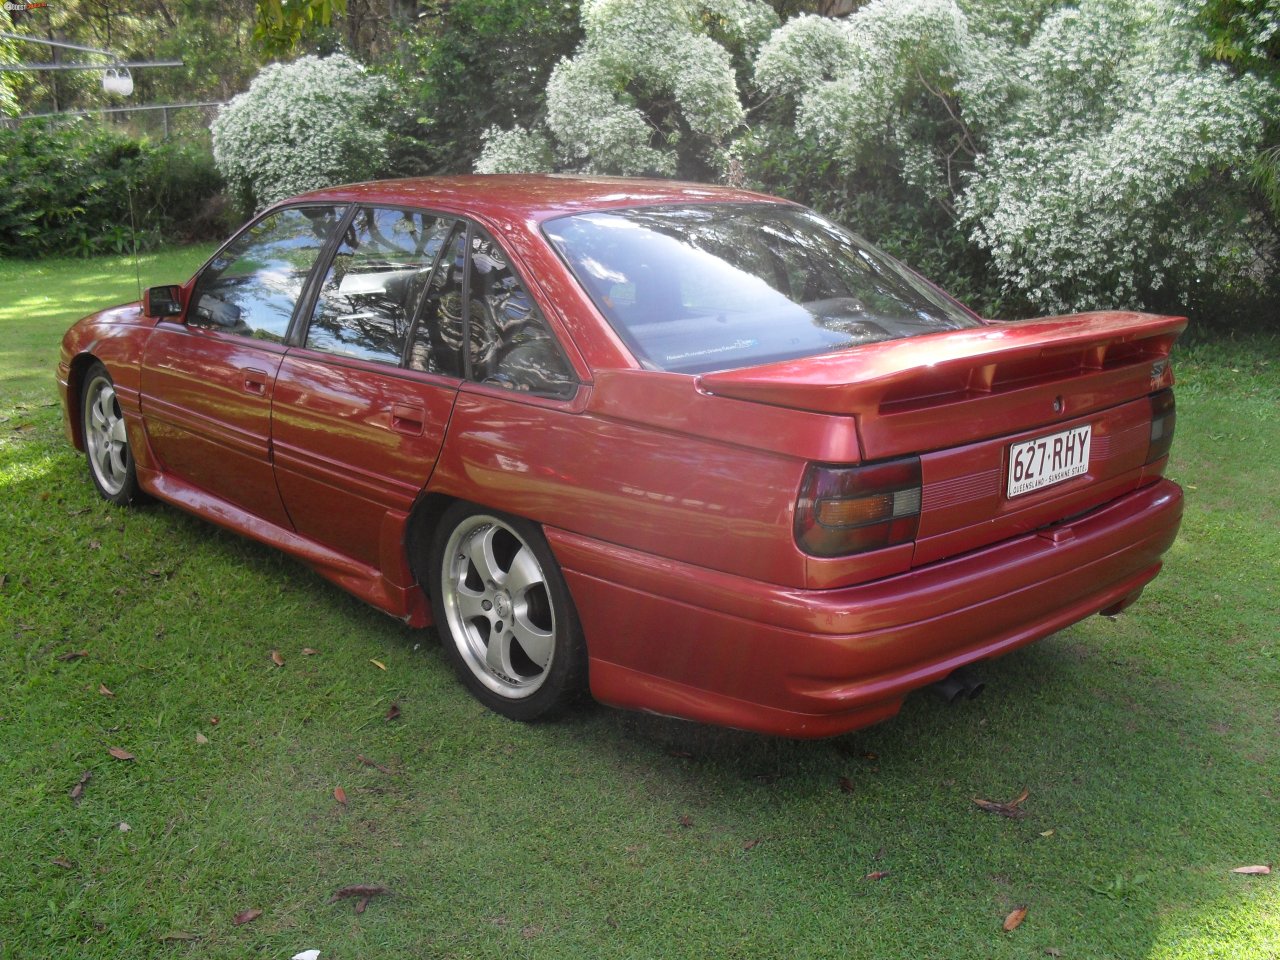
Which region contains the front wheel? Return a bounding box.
[428,503,586,721]
[81,361,144,506]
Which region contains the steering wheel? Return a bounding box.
[438,291,499,373]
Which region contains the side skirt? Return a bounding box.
[140,467,431,627]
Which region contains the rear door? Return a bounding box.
[271,212,582,568]
[270,208,465,568]
[139,204,346,526]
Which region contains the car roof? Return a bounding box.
[291,174,787,224]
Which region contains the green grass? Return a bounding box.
[1,251,1277,959]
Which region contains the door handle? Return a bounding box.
[240,367,269,396]
[391,402,426,436]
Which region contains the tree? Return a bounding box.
[476,0,776,178]
[390,0,583,175]
[254,0,348,56]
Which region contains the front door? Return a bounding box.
[140,204,346,526]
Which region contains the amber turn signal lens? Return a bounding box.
[816,494,893,527]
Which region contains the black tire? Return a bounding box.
[80,361,144,506]
[428,502,587,721]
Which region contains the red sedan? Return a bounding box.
[58,175,1184,737]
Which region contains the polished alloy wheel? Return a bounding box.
[439,513,556,699]
[83,370,130,497]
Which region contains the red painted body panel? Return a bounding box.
[558,480,1181,737]
[56,175,1187,738]
[272,350,459,569]
[140,321,292,526]
[914,396,1153,564]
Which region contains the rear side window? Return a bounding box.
[467,227,576,398]
[305,207,456,366]
[409,224,577,398]
[543,203,980,373]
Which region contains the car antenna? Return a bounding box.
[129,181,143,302]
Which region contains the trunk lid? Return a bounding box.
[697,310,1186,568]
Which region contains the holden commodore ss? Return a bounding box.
[58,175,1184,738]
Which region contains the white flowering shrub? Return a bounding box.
[962,1,1274,312]
[212,54,388,211]
[753,0,1275,313]
[476,0,776,177]
[474,126,555,175]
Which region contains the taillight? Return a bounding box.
[1146,389,1176,465]
[795,457,922,557]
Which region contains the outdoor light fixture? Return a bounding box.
[102,67,133,96]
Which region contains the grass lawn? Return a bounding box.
[1,249,1277,959]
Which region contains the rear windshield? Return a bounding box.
[543,203,980,373]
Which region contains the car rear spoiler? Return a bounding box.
[695,311,1188,417]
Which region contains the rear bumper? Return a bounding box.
[549,479,1183,738]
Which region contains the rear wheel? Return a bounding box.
[81,362,143,506]
[429,503,586,721]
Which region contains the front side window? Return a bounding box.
[189,205,344,342]
[305,207,457,366]
[543,203,980,374]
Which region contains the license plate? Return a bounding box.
[1007,424,1092,498]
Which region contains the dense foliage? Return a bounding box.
[477,0,777,178]
[0,123,223,258]
[390,0,582,176]
[4,0,1279,328]
[211,54,388,212]
[477,0,1279,325]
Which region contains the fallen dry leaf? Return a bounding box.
[69,770,91,801]
[743,839,761,851]
[1040,829,1055,837]
[357,754,397,776]
[838,776,855,794]
[385,702,401,721]
[678,814,694,828]
[57,650,89,662]
[1231,865,1271,875]
[1044,949,1063,957]
[666,748,694,759]
[1003,906,1028,932]
[157,931,200,942]
[334,786,348,806]
[271,650,285,667]
[974,788,1030,819]
[107,747,135,761]
[195,732,209,745]
[233,908,262,926]
[863,751,879,761]
[865,870,890,881]
[302,648,318,656]
[50,856,75,870]
[98,683,114,697]
[370,659,387,670]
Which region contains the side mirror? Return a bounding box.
[143,285,184,319]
